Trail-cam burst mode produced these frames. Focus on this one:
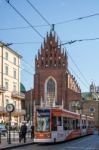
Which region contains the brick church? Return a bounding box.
[32,30,81,111]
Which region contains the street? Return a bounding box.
[11,135,99,150]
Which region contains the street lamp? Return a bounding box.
[6,104,15,144]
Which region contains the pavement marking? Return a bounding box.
[62,147,97,150]
[62,146,84,149]
[63,135,98,150]
[84,148,97,150]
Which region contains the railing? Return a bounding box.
[12,91,25,99]
[15,109,26,114]
[0,130,32,145]
[0,107,25,114]
[0,106,3,111]
[0,85,6,93]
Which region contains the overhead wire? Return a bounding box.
[0,12,99,31]
[60,37,99,46]
[26,0,90,91]
[1,37,99,46]
[26,0,51,27]
[67,50,89,86]
[2,36,99,46]
[5,0,95,91]
[55,12,99,25]
[10,41,41,45]
[5,0,44,39]
[69,66,89,90]
[0,54,34,75]
[0,24,48,31]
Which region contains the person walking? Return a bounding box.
[31,125,34,139]
[19,123,27,143]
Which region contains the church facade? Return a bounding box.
[33,31,81,111]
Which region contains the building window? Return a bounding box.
[45,77,57,104]
[5,65,9,75]
[13,57,16,65]
[13,69,16,79]
[89,106,95,113]
[5,81,8,90]
[6,99,9,105]
[5,52,8,60]
[13,84,16,91]
[13,101,16,108]
[47,78,55,101]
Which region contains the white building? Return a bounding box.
[0,42,25,125]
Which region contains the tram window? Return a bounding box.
[63,117,67,130]
[82,120,84,129]
[67,118,70,130]
[84,120,86,128]
[57,117,62,126]
[73,120,76,129]
[78,120,80,129]
[69,118,73,130]
[76,119,80,129]
[52,116,57,131]
[91,121,94,128]
[88,121,91,128]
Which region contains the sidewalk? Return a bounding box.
[0,133,34,150]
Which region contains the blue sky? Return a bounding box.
[0,0,99,92]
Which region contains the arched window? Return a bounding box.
[47,79,55,95]
[45,77,57,103]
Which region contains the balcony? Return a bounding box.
[12,91,25,99]
[14,109,26,115]
[0,106,3,111]
[0,85,6,93]
[0,106,26,115]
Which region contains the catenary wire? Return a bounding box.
[26,0,51,27]
[5,0,44,39]
[4,0,94,91]
[56,12,99,25]
[0,12,99,31]
[60,38,99,46]
[69,66,89,90]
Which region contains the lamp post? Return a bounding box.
[6,104,15,144]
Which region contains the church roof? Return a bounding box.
[82,92,99,101]
[20,83,26,93]
[35,30,68,71]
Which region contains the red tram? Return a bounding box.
[34,107,94,143]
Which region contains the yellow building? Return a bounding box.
[0,42,25,125]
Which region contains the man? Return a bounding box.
[19,123,27,143]
[31,125,34,139]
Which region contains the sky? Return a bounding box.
[0,0,99,92]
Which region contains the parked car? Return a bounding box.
[0,124,7,136]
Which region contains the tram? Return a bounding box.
[34,107,94,143]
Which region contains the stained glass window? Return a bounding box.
[47,78,55,93]
[47,78,55,100]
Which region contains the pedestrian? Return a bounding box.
[19,123,27,143]
[31,125,34,139]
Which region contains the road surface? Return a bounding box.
[11,134,99,150]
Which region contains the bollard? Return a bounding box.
[0,132,1,143]
[7,130,8,142]
[19,132,21,143]
[13,130,15,141]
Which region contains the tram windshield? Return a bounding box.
[35,109,50,132]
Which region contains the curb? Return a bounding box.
[0,142,34,150]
